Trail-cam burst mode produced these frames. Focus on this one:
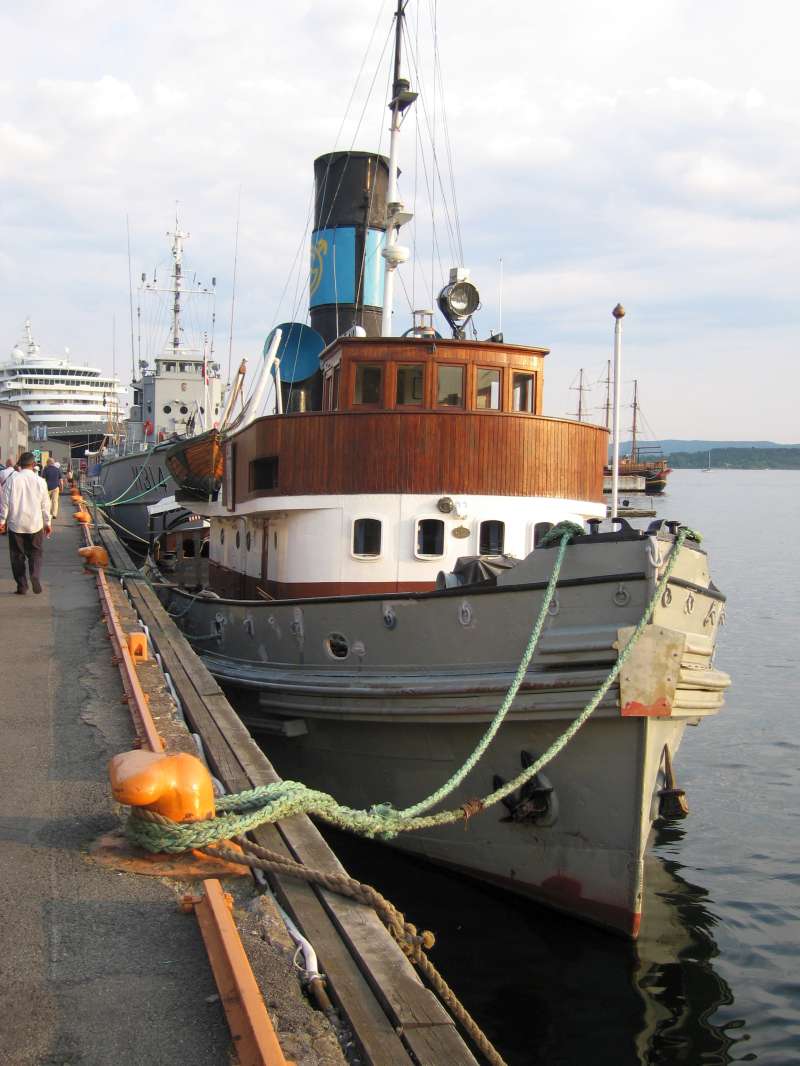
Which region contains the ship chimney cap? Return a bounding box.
[612,303,626,319]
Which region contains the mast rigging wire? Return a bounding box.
[226,185,242,384]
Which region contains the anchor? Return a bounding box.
[657,745,689,820]
[494,750,554,824]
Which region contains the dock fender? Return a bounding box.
[617,624,686,717]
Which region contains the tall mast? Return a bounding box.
[170,211,190,354]
[380,0,416,337]
[630,378,639,463]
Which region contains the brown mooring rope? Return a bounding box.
[203,838,508,1066]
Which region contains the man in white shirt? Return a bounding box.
[0,451,52,594]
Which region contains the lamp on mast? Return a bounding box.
[380,0,417,337]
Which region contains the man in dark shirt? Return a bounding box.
[41,459,62,519]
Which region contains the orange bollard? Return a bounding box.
[109,750,216,823]
[78,545,110,569]
[126,632,148,662]
[74,510,91,524]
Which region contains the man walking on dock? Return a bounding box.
[0,451,52,594]
[42,457,62,518]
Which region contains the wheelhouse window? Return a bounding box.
[323,364,341,411]
[512,372,535,412]
[352,518,382,557]
[479,520,505,554]
[436,365,464,407]
[396,364,424,405]
[249,456,279,491]
[476,368,501,410]
[416,518,445,558]
[354,364,383,406]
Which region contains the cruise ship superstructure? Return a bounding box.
[0,320,124,435]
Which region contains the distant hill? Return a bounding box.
[668,447,800,470]
[622,439,797,454]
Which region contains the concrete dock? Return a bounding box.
[0,506,234,1064]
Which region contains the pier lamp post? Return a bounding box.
[610,303,625,520]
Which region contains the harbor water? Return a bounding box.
[298,470,800,1065]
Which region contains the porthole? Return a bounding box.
[353,518,381,557]
[246,531,251,551]
[479,520,505,554]
[200,406,205,414]
[163,404,172,414]
[415,518,445,558]
[220,528,225,544]
[325,633,350,659]
[533,521,553,548]
[179,405,188,414]
[235,530,241,549]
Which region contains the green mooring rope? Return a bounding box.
[399,521,584,818]
[125,525,691,854]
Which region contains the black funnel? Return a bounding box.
[310,151,390,345]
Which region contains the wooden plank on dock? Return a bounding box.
[98,523,478,1066]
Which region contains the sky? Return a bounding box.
[1,0,798,441]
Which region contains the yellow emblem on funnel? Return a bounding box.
[310,237,328,298]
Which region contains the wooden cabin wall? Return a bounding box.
[231,412,607,505]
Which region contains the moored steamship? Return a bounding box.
[162,1,729,936]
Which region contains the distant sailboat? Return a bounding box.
[702,449,712,473]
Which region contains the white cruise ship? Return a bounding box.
[0,320,125,433]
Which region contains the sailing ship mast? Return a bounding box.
[380,0,416,337]
[571,368,588,421]
[630,378,639,463]
[603,360,612,429]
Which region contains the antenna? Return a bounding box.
[380,0,417,336]
[227,186,241,383]
[112,314,116,378]
[498,256,503,335]
[126,215,135,381]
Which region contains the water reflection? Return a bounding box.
[318,822,750,1066]
[636,823,749,1065]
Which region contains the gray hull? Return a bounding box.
[89,446,187,545]
[163,531,729,935]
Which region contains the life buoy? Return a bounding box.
[143,419,154,437]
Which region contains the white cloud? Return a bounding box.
[36,75,140,123]
[0,0,797,441]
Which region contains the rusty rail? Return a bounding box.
[182,880,295,1066]
[80,508,163,752]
